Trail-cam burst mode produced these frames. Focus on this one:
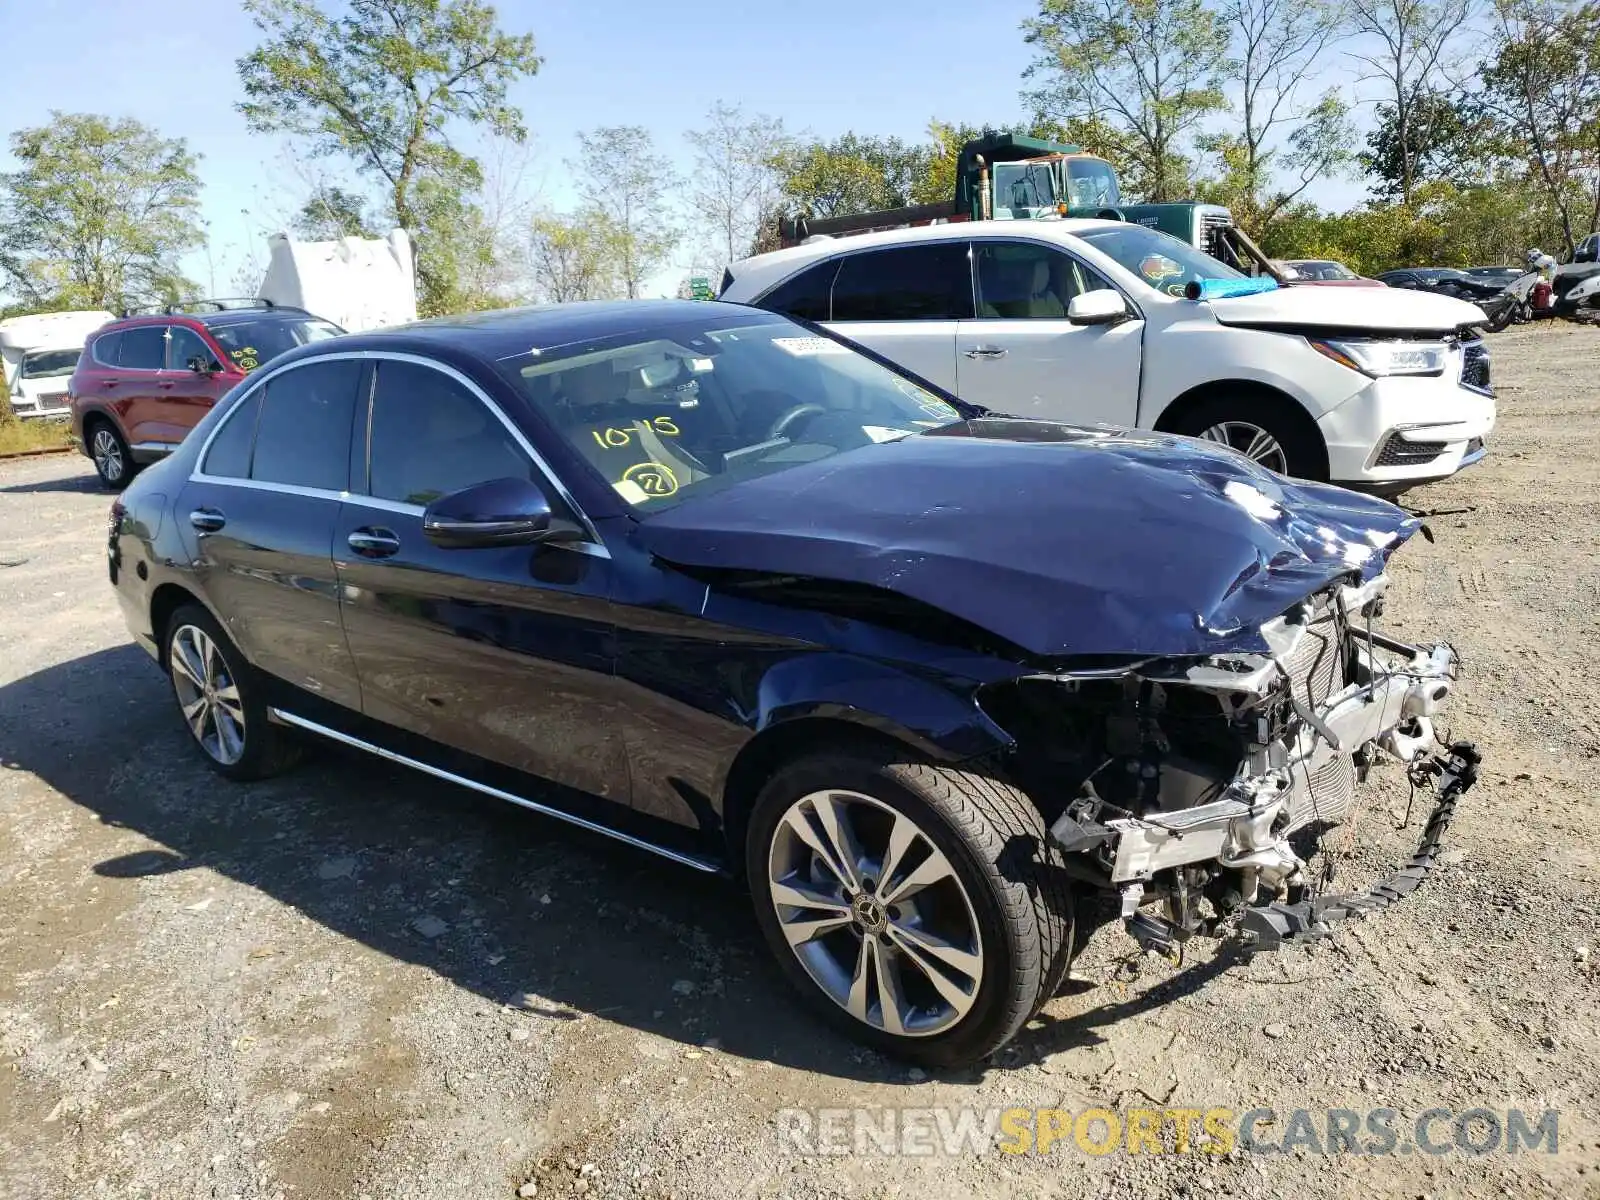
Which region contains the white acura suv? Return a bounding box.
[719,221,1494,489]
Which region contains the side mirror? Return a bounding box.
[187,355,222,375]
[1067,289,1130,326]
[1575,245,1595,264]
[421,477,582,549]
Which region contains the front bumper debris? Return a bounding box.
[1236,740,1481,951]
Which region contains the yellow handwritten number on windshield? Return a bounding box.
[621,461,679,497]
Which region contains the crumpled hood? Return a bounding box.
[635,419,1421,661]
[1208,283,1485,333]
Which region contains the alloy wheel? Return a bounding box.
[766,789,984,1037]
[91,428,125,483]
[169,624,246,766]
[1197,420,1288,473]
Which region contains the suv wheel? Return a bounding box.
[746,748,1073,1067]
[164,604,301,781]
[1171,395,1325,480]
[88,420,137,490]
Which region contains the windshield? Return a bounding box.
[1077,224,1242,296]
[1064,158,1120,208]
[207,316,344,372]
[503,318,965,513]
[20,348,79,379]
[1294,261,1356,280]
[992,163,1056,217]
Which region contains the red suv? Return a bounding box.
[70,301,345,489]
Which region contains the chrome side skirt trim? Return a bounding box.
[266,707,721,873]
[130,441,177,455]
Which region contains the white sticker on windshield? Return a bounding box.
[613,478,650,504]
[862,425,915,443]
[772,337,849,356]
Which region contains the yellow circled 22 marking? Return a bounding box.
[621,461,679,497]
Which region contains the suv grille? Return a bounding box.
[1374,433,1447,467]
[1460,339,1491,392]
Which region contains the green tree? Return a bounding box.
[773,133,933,218]
[527,212,624,302]
[1361,93,1486,200]
[292,184,377,240]
[685,101,792,268]
[409,177,514,314]
[1347,0,1476,205]
[1473,0,1600,249]
[1200,0,1352,230]
[236,0,541,299]
[1023,0,1229,201]
[569,126,680,298]
[0,113,203,310]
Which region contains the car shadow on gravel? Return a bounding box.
[0,468,102,495]
[0,645,1197,1082]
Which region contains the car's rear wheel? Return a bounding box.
[87,419,137,491]
[746,748,1073,1067]
[164,604,301,781]
[1171,395,1325,480]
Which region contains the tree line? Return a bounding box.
[2,0,1597,320]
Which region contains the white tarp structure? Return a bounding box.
[259,228,418,333]
[0,309,115,417]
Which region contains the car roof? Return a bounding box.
[304,300,789,364]
[96,305,319,333]
[723,218,1125,298]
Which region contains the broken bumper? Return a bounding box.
[1238,741,1481,950]
[1067,637,1462,886]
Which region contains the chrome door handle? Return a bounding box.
[963,346,1007,359]
[189,508,226,533]
[348,527,400,558]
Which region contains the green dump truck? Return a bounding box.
[777,133,1279,277]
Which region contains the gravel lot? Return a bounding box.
[2,324,1598,1200]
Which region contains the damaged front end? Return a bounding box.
[978,574,1480,955]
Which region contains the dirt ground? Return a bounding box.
[2,325,1598,1200]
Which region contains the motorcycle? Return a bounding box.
[1481,253,1559,331]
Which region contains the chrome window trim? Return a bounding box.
[267,708,720,873]
[189,348,610,558]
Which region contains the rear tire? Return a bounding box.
[1169,394,1326,481]
[87,419,138,491]
[746,747,1073,1067]
[163,603,302,781]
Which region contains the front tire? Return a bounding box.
[1171,394,1326,480]
[746,748,1073,1067]
[163,604,301,781]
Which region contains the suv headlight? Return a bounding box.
[1309,338,1448,377]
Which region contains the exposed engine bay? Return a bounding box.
[978,572,1480,954]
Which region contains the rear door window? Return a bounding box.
[91,331,123,368]
[830,244,975,321]
[757,260,841,321]
[202,390,263,479]
[249,359,363,491]
[117,326,166,371]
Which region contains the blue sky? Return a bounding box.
[0,0,1373,299]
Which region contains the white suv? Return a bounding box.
[719,221,1494,488]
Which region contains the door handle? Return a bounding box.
[157,381,175,390]
[189,508,226,533]
[963,346,1008,359]
[348,527,400,558]
[102,379,120,388]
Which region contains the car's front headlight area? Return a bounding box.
[1309,337,1449,378]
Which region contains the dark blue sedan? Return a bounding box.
[107,300,1473,1065]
